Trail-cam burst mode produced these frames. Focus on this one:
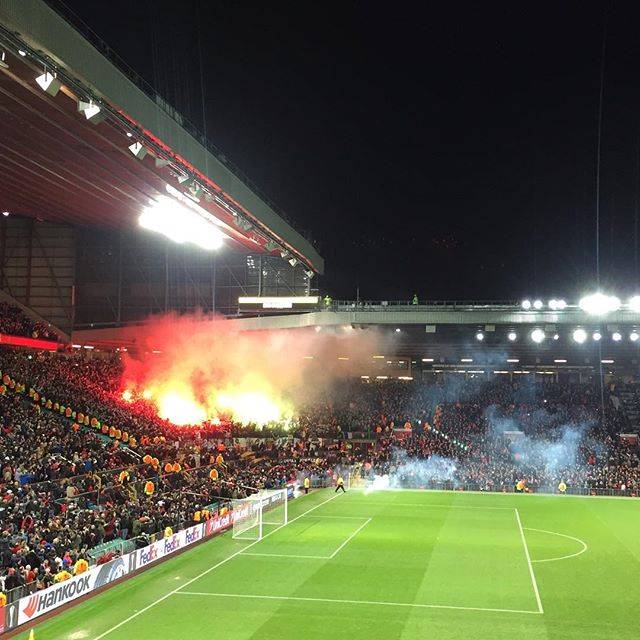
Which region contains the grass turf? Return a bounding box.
[13,487,640,640]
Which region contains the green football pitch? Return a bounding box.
[13,488,640,640]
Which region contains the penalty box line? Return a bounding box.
[91,491,342,640]
[176,591,542,616]
[241,516,372,560]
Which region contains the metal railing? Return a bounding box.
[355,479,640,498]
[322,299,542,312]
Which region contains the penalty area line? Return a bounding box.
[304,514,371,519]
[241,552,330,559]
[350,499,513,511]
[176,591,542,615]
[329,517,371,558]
[90,491,341,640]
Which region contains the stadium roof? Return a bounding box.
[0,0,323,274]
[71,301,640,368]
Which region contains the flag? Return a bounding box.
[28,630,35,640]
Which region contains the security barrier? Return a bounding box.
[3,487,294,633]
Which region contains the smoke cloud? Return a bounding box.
[119,312,388,426]
[365,448,458,492]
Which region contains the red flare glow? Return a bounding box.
[119,312,386,428]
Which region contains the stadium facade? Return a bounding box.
[2,0,640,381]
[0,0,322,332]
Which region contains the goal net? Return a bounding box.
[231,488,288,541]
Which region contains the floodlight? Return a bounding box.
[521,299,531,310]
[128,142,147,159]
[530,328,545,343]
[549,299,567,310]
[78,100,106,123]
[579,292,620,316]
[305,269,314,279]
[628,296,640,313]
[533,299,543,310]
[139,195,225,250]
[188,182,202,199]
[572,328,587,344]
[1,211,9,217]
[476,332,484,341]
[553,333,560,340]
[395,328,401,333]
[18,50,26,57]
[288,257,298,267]
[507,331,517,341]
[35,72,61,96]
[630,331,639,342]
[0,52,7,69]
[264,240,278,252]
[593,331,602,341]
[612,332,622,342]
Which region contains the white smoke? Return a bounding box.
[365,448,458,492]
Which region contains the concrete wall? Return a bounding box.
[0,217,75,333]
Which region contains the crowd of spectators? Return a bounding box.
[1,348,640,603]
[347,379,640,492]
[0,302,56,340]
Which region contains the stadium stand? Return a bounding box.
[1,349,639,605]
[0,301,56,340]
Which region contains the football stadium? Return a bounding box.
[1,2,640,639]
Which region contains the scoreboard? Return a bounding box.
[238,296,319,313]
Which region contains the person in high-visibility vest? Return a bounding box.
[323,294,332,307]
[412,293,419,305]
[558,481,567,494]
[515,480,525,493]
[335,476,346,493]
[0,591,7,608]
[303,476,310,494]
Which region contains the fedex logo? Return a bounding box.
[138,545,159,566]
[185,527,201,544]
[164,534,181,554]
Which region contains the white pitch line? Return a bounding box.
[514,509,544,614]
[91,491,340,640]
[351,501,513,511]
[241,552,330,559]
[305,514,371,519]
[524,527,588,563]
[329,517,371,558]
[176,591,542,615]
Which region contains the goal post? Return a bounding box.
[231,488,288,541]
[259,488,288,527]
[231,495,262,540]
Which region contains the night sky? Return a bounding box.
[60,1,640,301]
